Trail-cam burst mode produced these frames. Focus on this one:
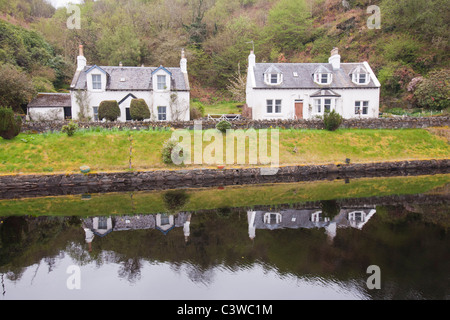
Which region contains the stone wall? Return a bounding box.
[1,159,449,199]
[21,116,450,133]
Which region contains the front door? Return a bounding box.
[295,101,303,119]
[126,107,132,121]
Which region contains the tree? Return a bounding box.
[0,107,22,140]
[0,64,36,113]
[130,99,150,121]
[98,100,120,121]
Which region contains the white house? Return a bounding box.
[68,45,190,122]
[245,48,381,120]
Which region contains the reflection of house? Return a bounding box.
[247,207,376,240]
[82,213,192,245]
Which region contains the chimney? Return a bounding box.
[248,50,256,70]
[180,48,187,73]
[328,47,340,70]
[77,44,87,71]
[119,61,123,67]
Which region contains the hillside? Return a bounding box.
[0,0,449,113]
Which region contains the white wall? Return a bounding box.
[27,107,65,121]
[246,87,380,120]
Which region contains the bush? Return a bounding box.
[216,120,231,133]
[323,110,342,131]
[61,121,78,137]
[162,139,183,165]
[130,99,150,120]
[98,100,120,121]
[413,69,449,110]
[190,106,203,120]
[162,190,190,213]
[0,106,22,140]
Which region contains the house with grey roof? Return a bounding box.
[26,92,72,121]
[245,48,380,120]
[69,45,190,122]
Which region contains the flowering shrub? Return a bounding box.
[413,69,449,110]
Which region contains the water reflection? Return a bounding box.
[0,182,449,300]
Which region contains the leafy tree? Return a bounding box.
[130,99,150,121]
[0,106,22,140]
[98,100,120,121]
[262,0,314,54]
[0,64,36,113]
[323,110,343,131]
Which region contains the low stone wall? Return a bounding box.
[0,159,449,199]
[21,116,450,133]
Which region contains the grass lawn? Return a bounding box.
[0,128,449,174]
[191,99,242,115]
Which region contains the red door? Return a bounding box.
[295,102,303,119]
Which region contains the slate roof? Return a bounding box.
[252,62,378,89]
[71,65,189,91]
[27,93,71,108]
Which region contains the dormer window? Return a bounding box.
[264,65,283,86]
[313,65,332,85]
[351,66,370,85]
[92,74,102,89]
[157,75,166,90]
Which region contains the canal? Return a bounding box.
[0,174,449,300]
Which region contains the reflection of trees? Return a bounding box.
[118,258,142,283]
[162,190,190,214]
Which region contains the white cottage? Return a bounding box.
[69,45,190,122]
[245,48,380,120]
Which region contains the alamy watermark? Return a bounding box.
[66,4,81,30]
[168,121,280,175]
[367,5,381,30]
[366,265,381,290]
[66,265,81,290]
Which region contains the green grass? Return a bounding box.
[0,128,449,174]
[191,99,242,115]
[0,174,448,216]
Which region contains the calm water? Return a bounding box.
[0,175,449,300]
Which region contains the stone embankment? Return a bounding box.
[21,116,450,133]
[0,159,449,199]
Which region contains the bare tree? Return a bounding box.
[74,89,91,122]
[169,92,190,121]
[226,62,247,102]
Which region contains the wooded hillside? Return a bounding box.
[0,0,449,112]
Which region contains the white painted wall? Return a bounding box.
[246,87,380,120]
[27,107,65,121]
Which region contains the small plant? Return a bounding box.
[62,121,78,137]
[98,100,120,121]
[130,99,150,121]
[323,110,342,131]
[0,106,22,140]
[162,138,181,165]
[162,190,190,213]
[216,120,231,133]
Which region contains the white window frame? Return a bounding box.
[93,106,99,121]
[355,101,369,115]
[314,73,332,85]
[266,99,282,114]
[157,75,166,90]
[158,106,167,120]
[265,73,283,85]
[92,74,102,90]
[314,98,336,114]
[352,72,369,85]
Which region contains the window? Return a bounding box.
[266,100,273,113]
[358,73,367,84]
[158,106,167,120]
[314,99,321,113]
[324,99,331,113]
[266,99,282,113]
[321,74,329,84]
[314,73,332,85]
[355,101,369,115]
[270,74,278,84]
[92,74,101,90]
[157,75,166,90]
[93,107,99,121]
[275,100,282,113]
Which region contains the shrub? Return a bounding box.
[98,100,120,121]
[413,69,449,110]
[130,99,150,121]
[323,110,342,131]
[162,139,182,165]
[61,121,78,137]
[190,106,203,120]
[162,190,190,213]
[0,106,22,140]
[216,120,231,133]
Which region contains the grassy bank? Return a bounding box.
[0,128,449,174]
[0,174,448,216]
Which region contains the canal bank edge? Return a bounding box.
[0,159,449,199]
